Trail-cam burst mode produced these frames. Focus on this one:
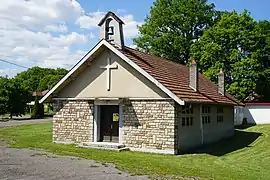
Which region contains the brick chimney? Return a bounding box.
[218,69,225,95]
[189,59,198,91]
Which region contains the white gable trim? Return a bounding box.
[40,39,185,105]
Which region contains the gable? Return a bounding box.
[57,48,168,99]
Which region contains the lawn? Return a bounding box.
[0,123,269,180]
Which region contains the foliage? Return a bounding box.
[31,96,44,119]
[133,0,217,64]
[0,76,30,118]
[14,66,68,92]
[133,0,270,101]
[0,123,270,180]
[255,20,270,100]
[190,10,270,100]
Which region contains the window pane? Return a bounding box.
[182,117,185,126]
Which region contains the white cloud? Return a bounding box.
[76,11,106,29]
[0,68,19,78]
[122,15,143,39]
[0,0,94,77]
[0,1,141,77]
[44,24,68,33]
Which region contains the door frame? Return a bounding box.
[93,100,123,144]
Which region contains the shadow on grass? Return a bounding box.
[235,124,256,130]
[191,130,262,156]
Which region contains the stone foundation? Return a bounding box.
[53,100,94,144]
[122,100,177,153]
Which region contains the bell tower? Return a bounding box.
[98,11,125,49]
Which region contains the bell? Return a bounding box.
[108,26,114,35]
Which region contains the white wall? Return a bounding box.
[58,48,168,99]
[234,106,244,125]
[244,105,270,124]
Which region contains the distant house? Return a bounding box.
[40,12,243,154]
[28,90,49,105]
[243,102,270,124]
[32,90,49,98]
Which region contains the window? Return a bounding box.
[202,116,211,124]
[217,116,224,123]
[202,106,211,114]
[182,117,186,126]
[181,117,194,127]
[217,107,224,113]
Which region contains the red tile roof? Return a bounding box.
[120,46,242,106]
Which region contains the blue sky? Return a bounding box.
[0,0,269,77]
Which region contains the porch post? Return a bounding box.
[94,105,100,142]
[119,104,124,144]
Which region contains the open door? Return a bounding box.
[100,105,119,143]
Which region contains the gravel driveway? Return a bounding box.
[0,118,52,128]
[0,141,148,180]
[0,120,148,180]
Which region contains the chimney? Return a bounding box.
[218,69,225,95]
[189,59,198,91]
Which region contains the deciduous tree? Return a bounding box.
[0,77,30,118]
[190,11,270,100]
[133,0,217,64]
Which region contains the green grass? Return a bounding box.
[0,123,270,180]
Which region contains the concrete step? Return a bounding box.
[78,142,127,151]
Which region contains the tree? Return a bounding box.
[0,76,9,116]
[14,67,68,92]
[31,96,44,118]
[190,11,270,100]
[0,76,30,118]
[133,0,217,64]
[256,20,270,100]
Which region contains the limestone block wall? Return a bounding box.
[52,100,94,144]
[122,100,177,153]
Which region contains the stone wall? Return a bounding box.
[53,100,94,144]
[122,100,177,153]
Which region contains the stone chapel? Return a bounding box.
[40,12,243,154]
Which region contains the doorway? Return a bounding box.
[99,105,119,143]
